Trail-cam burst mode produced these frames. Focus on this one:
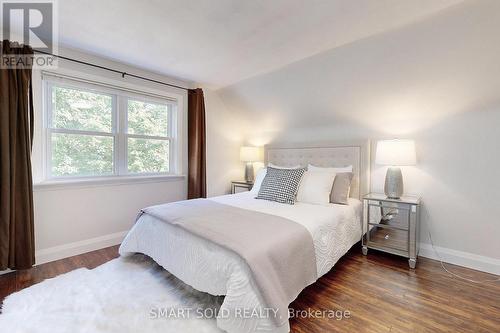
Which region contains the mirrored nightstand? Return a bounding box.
[231,180,253,194]
[362,193,421,268]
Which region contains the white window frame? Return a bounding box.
[42,74,179,181]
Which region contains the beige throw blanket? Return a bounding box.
[140,199,317,325]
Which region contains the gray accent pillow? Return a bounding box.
[330,172,354,205]
[256,167,306,205]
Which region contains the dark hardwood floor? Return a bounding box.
[1,245,498,332]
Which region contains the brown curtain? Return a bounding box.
[0,41,35,270]
[187,88,206,199]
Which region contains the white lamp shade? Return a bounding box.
[375,139,416,166]
[240,146,261,162]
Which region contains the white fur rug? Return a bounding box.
[0,254,224,333]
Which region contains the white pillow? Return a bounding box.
[250,167,267,195]
[268,163,302,169]
[296,170,336,205]
[308,164,353,173]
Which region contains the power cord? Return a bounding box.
[427,230,500,284]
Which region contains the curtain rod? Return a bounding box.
[33,50,190,91]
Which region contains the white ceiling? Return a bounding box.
[55,0,463,88]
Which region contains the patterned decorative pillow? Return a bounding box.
[256,166,306,204]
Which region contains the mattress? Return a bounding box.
[119,192,362,333]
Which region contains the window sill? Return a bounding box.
[33,174,186,191]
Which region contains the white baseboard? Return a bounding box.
[35,231,128,266]
[419,243,500,276]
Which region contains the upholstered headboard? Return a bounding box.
[264,141,371,199]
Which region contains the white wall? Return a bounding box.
[209,0,500,274]
[203,88,245,197]
[30,47,191,264]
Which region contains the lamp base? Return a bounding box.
[244,162,254,183]
[384,167,403,199]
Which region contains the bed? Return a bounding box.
[119,141,371,333]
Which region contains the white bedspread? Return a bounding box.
[119,192,362,333]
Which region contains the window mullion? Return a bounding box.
[125,133,170,140]
[49,128,115,137]
[117,96,127,176]
[112,94,119,176]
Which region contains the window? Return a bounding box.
[43,75,177,180]
[126,99,170,174]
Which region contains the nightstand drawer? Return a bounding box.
[362,193,421,268]
[231,181,253,194]
[367,200,412,230]
[364,225,409,254]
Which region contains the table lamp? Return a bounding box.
[240,146,261,182]
[375,139,416,199]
